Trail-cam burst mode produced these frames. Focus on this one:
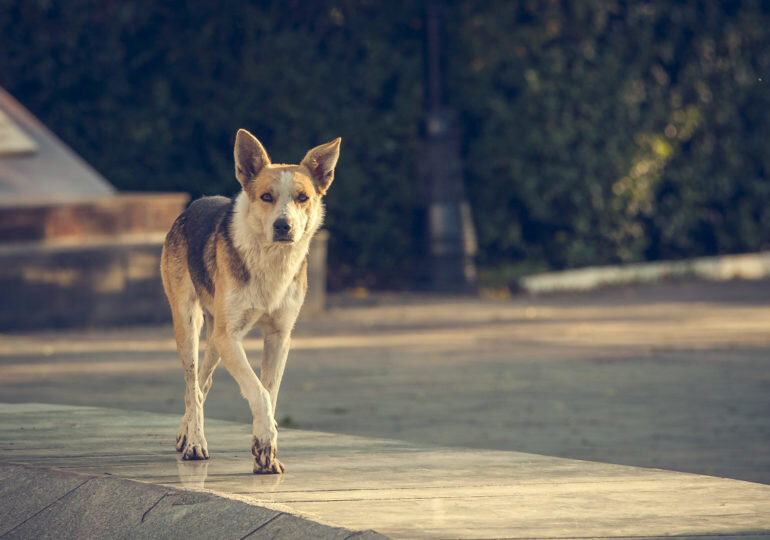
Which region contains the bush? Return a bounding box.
[451,0,770,270]
[2,1,769,287]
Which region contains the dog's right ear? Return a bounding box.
[234,129,270,187]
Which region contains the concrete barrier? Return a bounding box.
[520,251,770,294]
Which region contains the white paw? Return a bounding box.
[175,415,190,452]
[182,438,209,460]
[176,416,209,460]
[252,418,282,474]
[252,437,284,474]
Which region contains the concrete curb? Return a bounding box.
[519,251,770,294]
[0,462,387,540]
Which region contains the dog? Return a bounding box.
[161,129,340,473]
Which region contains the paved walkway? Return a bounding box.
[1,279,769,485]
[2,403,769,539]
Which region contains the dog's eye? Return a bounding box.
[260,193,274,203]
[296,193,309,203]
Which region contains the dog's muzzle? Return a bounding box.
[273,218,293,242]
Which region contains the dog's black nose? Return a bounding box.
[273,219,292,235]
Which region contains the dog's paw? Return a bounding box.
[175,414,191,452]
[252,438,284,474]
[178,420,209,460]
[175,429,187,452]
[182,439,210,460]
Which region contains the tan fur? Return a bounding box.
[161,129,340,473]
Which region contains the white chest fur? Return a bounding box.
[226,192,316,318]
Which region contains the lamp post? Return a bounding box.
[419,0,477,291]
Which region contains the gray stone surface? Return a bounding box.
[245,513,351,540]
[343,533,390,540]
[1,403,768,539]
[0,464,91,536]
[0,462,370,540]
[3,472,168,539]
[131,490,279,540]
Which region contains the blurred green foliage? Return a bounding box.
[1,1,769,287]
[451,0,770,271]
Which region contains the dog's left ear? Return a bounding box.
[300,138,341,195]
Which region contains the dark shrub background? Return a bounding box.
[2,1,769,288]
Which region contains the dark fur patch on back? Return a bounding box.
[164,219,186,254]
[178,196,232,295]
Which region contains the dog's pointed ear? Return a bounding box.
[300,137,341,195]
[234,129,270,187]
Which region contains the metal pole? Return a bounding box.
[420,0,477,291]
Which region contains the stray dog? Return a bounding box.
[161,129,340,473]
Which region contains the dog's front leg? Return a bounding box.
[213,332,284,474]
[261,328,292,414]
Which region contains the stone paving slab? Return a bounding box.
[0,462,91,536]
[0,463,380,540]
[1,403,769,539]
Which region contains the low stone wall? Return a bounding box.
[0,232,329,330]
[0,193,189,243]
[0,235,169,329]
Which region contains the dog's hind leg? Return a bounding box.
[198,312,220,400]
[172,300,209,460]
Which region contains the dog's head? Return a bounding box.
[234,129,340,244]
